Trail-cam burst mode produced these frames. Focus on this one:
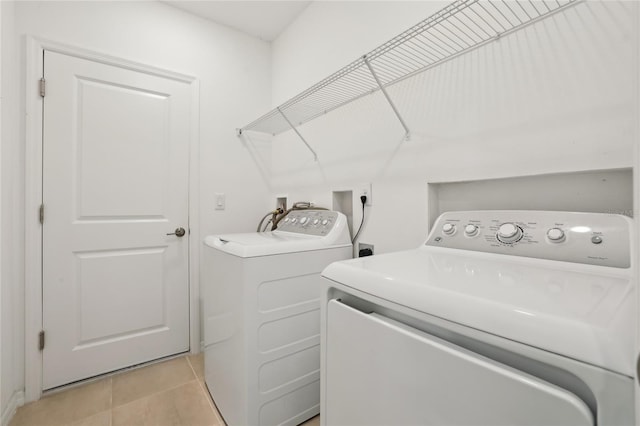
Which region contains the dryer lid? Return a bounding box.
[322,245,635,377]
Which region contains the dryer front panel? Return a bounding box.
[325,300,594,426]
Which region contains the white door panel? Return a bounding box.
[76,79,169,219]
[42,51,190,389]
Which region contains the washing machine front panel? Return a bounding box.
[320,282,635,426]
[325,299,594,426]
[321,210,634,426]
[203,210,352,426]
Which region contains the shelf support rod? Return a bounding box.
[277,107,318,161]
[363,55,410,141]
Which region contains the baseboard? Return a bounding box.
[1,390,25,426]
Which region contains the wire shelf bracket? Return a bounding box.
[277,107,318,161]
[363,54,411,141]
[238,0,581,151]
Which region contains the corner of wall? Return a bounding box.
[1,391,24,426]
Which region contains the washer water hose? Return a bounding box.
[258,202,328,232]
[256,208,283,232]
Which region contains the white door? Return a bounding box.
[42,51,191,390]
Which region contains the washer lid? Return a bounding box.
[322,246,635,377]
[204,232,350,257]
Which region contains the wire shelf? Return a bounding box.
[239,0,579,138]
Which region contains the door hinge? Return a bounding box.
[39,78,46,97]
[38,330,45,351]
[39,204,44,224]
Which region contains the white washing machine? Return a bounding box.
[203,210,352,426]
[321,210,635,426]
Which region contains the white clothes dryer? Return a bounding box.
[321,211,635,426]
[203,210,351,426]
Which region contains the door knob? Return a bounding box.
[167,227,186,237]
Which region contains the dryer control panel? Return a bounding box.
[275,210,341,237]
[425,210,632,268]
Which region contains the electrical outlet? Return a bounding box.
[358,183,372,206]
[358,243,374,257]
[276,196,287,211]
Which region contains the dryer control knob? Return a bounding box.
[464,224,479,237]
[313,219,320,225]
[321,219,329,226]
[442,223,456,235]
[547,228,565,243]
[497,223,523,244]
[300,217,308,225]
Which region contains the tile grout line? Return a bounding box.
[196,377,225,426]
[23,378,114,426]
[109,377,113,426]
[185,354,197,378]
[111,357,196,410]
[112,378,201,412]
[110,376,224,426]
[18,358,196,426]
[43,352,189,398]
[73,378,114,426]
[186,355,226,426]
[22,357,208,426]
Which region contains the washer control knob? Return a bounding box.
[442,223,456,235]
[291,218,297,224]
[464,224,479,237]
[591,235,603,245]
[313,219,320,225]
[321,219,329,226]
[497,223,523,244]
[284,218,290,223]
[546,228,565,243]
[300,217,308,225]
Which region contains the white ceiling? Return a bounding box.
[164,1,312,41]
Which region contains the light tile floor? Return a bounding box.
[10,354,321,426]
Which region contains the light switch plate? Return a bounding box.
[215,193,226,210]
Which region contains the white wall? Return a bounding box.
[1,0,23,422]
[270,1,636,253]
[0,0,4,417]
[429,169,634,227]
[272,1,446,105]
[2,0,272,412]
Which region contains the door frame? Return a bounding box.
[635,3,640,425]
[24,36,200,402]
